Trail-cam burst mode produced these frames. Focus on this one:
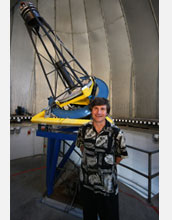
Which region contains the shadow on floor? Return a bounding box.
[10,155,159,220]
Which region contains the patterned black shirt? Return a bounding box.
[76,120,128,196]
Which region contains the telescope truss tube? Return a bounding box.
[20,2,109,123]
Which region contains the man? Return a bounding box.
[76,97,128,220]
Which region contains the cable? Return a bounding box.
[119,188,159,215]
[11,166,46,177]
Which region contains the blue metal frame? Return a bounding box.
[36,128,78,196]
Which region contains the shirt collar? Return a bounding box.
[91,119,111,133]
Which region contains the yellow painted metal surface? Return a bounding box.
[31,110,114,126]
[73,98,90,105]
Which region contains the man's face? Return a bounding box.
[91,105,107,123]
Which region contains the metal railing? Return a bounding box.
[118,145,159,203]
[62,141,159,203]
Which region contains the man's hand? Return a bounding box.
[116,157,122,164]
[80,145,84,154]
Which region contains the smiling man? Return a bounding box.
[76,97,128,220]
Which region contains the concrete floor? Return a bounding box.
[10,154,159,220]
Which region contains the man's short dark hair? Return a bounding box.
[89,97,110,114]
